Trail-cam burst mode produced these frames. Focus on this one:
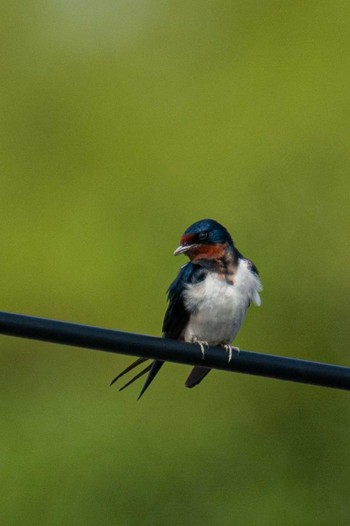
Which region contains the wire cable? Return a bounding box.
[0,311,349,391]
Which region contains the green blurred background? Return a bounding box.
[0,1,349,524]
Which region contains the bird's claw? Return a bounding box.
[193,338,209,360]
[222,344,240,363]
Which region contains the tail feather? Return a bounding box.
[110,357,148,386]
[185,366,211,388]
[119,364,152,392]
[137,361,164,400]
[110,358,164,399]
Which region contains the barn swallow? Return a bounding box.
[111,218,262,399]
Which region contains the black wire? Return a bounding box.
[0,311,349,391]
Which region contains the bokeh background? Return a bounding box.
[1,1,349,524]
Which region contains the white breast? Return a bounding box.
[182,259,262,345]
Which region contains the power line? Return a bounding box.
[0,311,349,391]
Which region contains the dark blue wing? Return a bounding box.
[162,262,206,339]
[111,261,206,399]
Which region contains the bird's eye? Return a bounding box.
[198,232,208,241]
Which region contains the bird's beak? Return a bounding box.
[173,244,196,256]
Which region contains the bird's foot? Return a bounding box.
[192,338,209,360]
[221,344,240,363]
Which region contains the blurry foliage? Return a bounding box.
[0,1,349,525]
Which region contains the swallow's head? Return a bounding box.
[174,219,234,261]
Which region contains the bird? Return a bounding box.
[111,218,262,399]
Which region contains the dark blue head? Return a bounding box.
[174,219,234,260]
